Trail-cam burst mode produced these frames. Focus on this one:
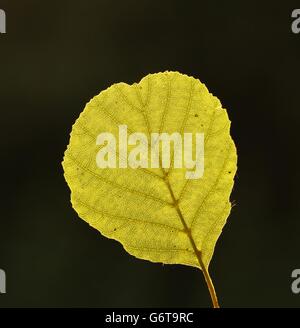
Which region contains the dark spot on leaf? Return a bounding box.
[194,114,198,117]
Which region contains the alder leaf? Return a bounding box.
[62,71,237,306]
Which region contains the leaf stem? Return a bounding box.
[163,170,220,308]
[197,253,220,308]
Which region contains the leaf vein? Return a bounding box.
[74,196,181,232]
[66,153,171,205]
[189,142,232,230]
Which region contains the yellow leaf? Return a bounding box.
[62,71,237,307]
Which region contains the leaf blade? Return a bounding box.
[62,71,237,270]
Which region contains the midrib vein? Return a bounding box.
[163,169,219,308]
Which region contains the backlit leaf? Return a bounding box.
[62,71,237,273]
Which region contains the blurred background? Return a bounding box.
[0,0,299,307]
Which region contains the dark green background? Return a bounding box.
[0,0,299,307]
